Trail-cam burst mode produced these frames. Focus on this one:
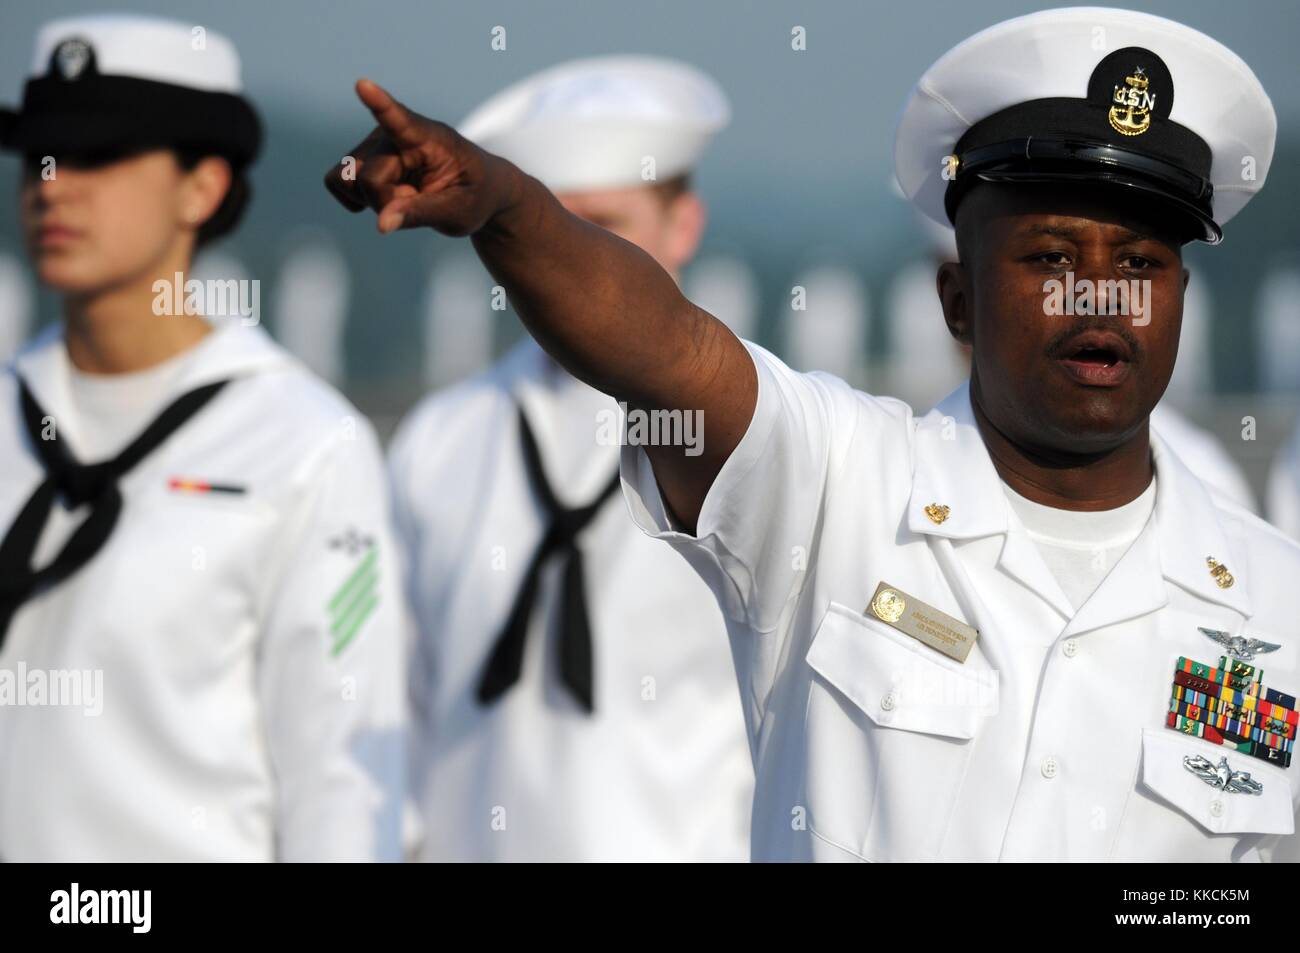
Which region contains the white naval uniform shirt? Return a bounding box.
[1149,404,1256,513]
[621,342,1300,862]
[389,340,753,862]
[1267,423,1300,542]
[0,320,407,861]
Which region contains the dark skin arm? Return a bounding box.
[324,80,755,531]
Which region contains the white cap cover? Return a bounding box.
[459,55,730,193]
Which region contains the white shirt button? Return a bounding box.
[1040,756,1059,779]
[1062,639,1080,658]
[881,692,897,712]
[1210,799,1224,817]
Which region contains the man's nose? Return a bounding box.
[1073,249,1122,315]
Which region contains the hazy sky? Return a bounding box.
[4,0,1297,241]
[1,0,1296,395]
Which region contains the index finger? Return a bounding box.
[355,78,425,150]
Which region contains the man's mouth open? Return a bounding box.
[1053,329,1134,387]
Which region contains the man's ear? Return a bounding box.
[663,191,707,273]
[937,260,972,345]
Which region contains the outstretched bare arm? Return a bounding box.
[324,80,755,530]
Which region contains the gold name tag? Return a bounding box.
[867,581,979,663]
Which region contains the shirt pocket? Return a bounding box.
[1135,727,1293,834]
[801,601,998,861]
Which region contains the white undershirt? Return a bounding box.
[1002,476,1157,613]
[62,342,200,461]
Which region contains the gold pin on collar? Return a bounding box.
[1206,556,1235,589]
[924,503,950,525]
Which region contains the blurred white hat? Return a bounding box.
[28,13,243,91]
[459,55,730,193]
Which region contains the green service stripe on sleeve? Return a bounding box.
[327,547,379,614]
[331,593,379,657]
[330,561,378,630]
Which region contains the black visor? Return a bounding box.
[0,39,261,167]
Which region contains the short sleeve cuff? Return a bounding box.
[617,342,782,624]
[619,340,779,541]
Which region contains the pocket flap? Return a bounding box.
[1140,727,1295,835]
[806,601,998,739]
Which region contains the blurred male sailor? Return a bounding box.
[388,56,753,861]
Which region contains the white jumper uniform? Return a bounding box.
[0,320,406,861]
[390,341,753,861]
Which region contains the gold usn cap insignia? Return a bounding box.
[1109,65,1155,136]
[924,503,950,525]
[1206,556,1235,589]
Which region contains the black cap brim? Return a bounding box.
[0,75,261,166]
[970,168,1221,244]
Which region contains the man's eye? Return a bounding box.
[1120,255,1155,270]
[1032,251,1071,266]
